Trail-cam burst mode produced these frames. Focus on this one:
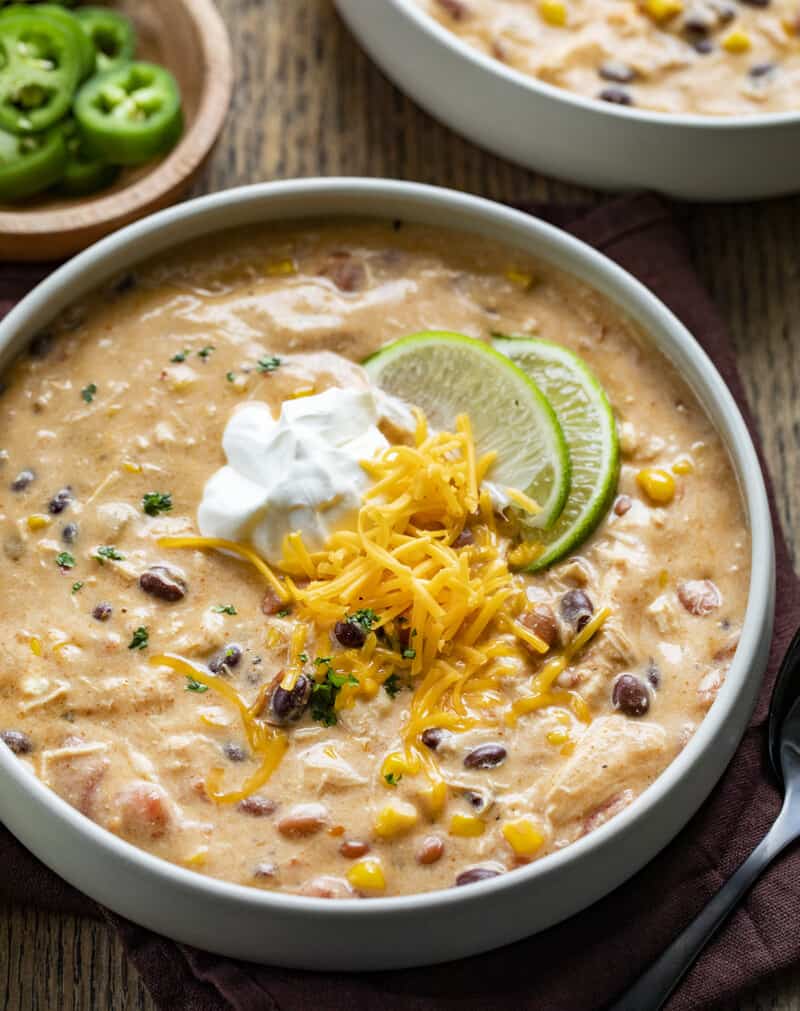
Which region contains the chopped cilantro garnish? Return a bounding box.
[197,345,215,359]
[346,608,379,631]
[128,626,149,650]
[383,673,402,698]
[225,371,236,382]
[186,676,208,693]
[71,581,83,594]
[402,648,416,660]
[81,383,97,404]
[314,656,332,666]
[276,608,290,618]
[384,772,402,786]
[256,355,281,373]
[95,545,124,564]
[310,665,358,727]
[142,491,173,516]
[171,350,189,363]
[212,603,237,615]
[298,652,309,662]
[55,551,75,569]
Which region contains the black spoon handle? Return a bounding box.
[608,796,800,1011]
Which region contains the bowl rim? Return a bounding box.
[385,0,800,129]
[0,177,774,921]
[0,0,233,241]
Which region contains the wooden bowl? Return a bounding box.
[0,0,233,261]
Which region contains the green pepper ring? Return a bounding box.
[0,124,66,201]
[59,119,119,196]
[33,4,97,80]
[76,6,135,74]
[75,61,183,166]
[0,9,82,133]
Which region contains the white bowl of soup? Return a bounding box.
[0,179,773,968]
[335,0,800,200]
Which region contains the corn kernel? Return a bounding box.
[642,0,684,22]
[538,0,566,27]
[449,813,486,838]
[636,467,676,504]
[26,514,50,531]
[289,386,316,400]
[346,857,386,892]
[672,457,694,475]
[505,267,535,288]
[122,460,142,474]
[381,751,414,782]
[419,780,448,818]
[722,29,751,53]
[546,728,569,746]
[503,817,545,858]
[29,636,42,657]
[265,258,296,277]
[184,847,208,867]
[374,801,419,838]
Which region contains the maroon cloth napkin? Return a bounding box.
[1,193,798,1011]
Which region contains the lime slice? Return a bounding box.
[494,336,619,570]
[364,331,570,528]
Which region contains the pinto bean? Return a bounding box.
[333,619,366,649]
[1,729,33,754]
[267,673,312,725]
[48,487,72,514]
[456,867,501,887]
[10,469,35,492]
[340,839,370,859]
[612,674,650,717]
[560,589,593,632]
[677,579,722,616]
[117,782,171,840]
[297,875,355,898]
[417,836,444,865]
[277,802,329,837]
[261,587,285,615]
[238,795,276,817]
[520,604,558,648]
[464,744,507,769]
[321,253,368,293]
[92,602,112,622]
[139,565,187,602]
[613,494,632,516]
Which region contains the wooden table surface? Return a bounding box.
[2,1,800,1007]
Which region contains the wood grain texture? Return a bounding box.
[1,0,799,1007]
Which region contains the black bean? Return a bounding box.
[599,87,633,106]
[333,619,366,649]
[464,744,507,769]
[1,729,33,755]
[646,661,661,689]
[456,867,501,887]
[239,796,277,817]
[48,487,72,514]
[612,674,651,717]
[693,37,714,54]
[739,0,770,6]
[709,0,736,20]
[452,527,475,548]
[749,62,776,78]
[11,469,35,492]
[139,565,187,602]
[62,522,78,544]
[421,727,447,751]
[598,60,636,83]
[209,643,243,674]
[28,333,53,358]
[464,790,488,811]
[92,602,112,622]
[111,273,137,295]
[560,589,594,632]
[224,742,248,763]
[268,673,312,725]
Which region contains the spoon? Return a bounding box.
[610,626,800,1011]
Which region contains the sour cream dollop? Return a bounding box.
[198,387,402,565]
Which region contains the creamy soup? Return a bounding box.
[418,0,800,116]
[0,221,749,898]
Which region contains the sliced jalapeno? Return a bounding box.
[0,123,66,200]
[75,61,182,166]
[76,7,134,74]
[0,8,82,132]
[59,118,118,196]
[35,5,96,79]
